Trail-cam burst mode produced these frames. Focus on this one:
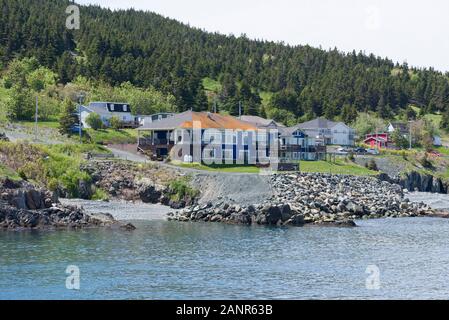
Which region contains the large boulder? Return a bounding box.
[78,179,93,200]
[266,206,282,225]
[138,183,164,203]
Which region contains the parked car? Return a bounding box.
[70,125,82,134]
[354,147,367,154]
[336,147,349,155]
[366,148,380,155]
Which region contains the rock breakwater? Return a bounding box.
[169,173,436,227]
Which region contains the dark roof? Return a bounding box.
[297,117,338,130]
[138,111,257,131]
[80,105,111,117]
[278,125,308,137]
[240,115,285,128]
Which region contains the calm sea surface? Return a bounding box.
[1,193,449,300]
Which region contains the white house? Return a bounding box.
[297,118,355,146]
[138,113,175,127]
[79,102,137,128]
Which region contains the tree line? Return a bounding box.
[1,0,449,130]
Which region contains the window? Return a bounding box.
[223,149,233,160]
[110,104,115,111]
[123,105,128,112]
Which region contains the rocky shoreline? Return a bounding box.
[169,173,437,227]
[81,161,196,208]
[0,178,135,231]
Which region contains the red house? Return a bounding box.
[364,133,390,149]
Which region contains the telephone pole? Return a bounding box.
[409,120,413,150]
[34,96,38,141]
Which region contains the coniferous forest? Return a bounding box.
[1,0,449,126]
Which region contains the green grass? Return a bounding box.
[434,146,449,156]
[168,177,199,201]
[86,128,138,145]
[91,188,110,201]
[0,163,22,181]
[172,161,261,173]
[0,141,110,198]
[202,77,222,93]
[16,120,60,128]
[299,160,378,176]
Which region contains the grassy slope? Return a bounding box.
[172,161,261,173]
[0,141,110,197]
[0,163,22,181]
[300,160,378,176]
[86,128,138,145]
[12,121,138,145]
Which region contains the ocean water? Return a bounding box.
[1,208,449,300]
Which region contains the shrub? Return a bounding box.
[109,116,122,130]
[347,152,355,162]
[91,187,110,201]
[168,177,199,201]
[366,159,378,171]
[86,112,103,130]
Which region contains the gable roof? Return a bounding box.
[389,122,409,133]
[278,125,308,137]
[139,111,258,131]
[364,136,387,142]
[240,115,284,128]
[298,117,354,130]
[297,117,338,130]
[79,105,111,117]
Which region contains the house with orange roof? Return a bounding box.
[137,111,265,163]
[137,111,318,165]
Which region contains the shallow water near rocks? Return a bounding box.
[1,193,449,300]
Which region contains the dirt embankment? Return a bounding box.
[189,173,273,205]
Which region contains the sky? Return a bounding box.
[76,0,449,72]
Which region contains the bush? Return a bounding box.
[109,116,122,130]
[86,112,103,130]
[366,159,378,171]
[347,152,355,162]
[91,187,110,201]
[168,177,199,201]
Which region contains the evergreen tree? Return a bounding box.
[59,98,78,135]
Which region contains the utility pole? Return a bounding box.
[238,101,242,118]
[409,120,412,150]
[214,96,217,113]
[35,96,38,141]
[78,93,85,143]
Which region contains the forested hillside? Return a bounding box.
[1,0,449,126]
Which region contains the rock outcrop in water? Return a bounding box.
[0,178,135,231]
[80,160,196,208]
[169,173,436,227]
[379,171,449,194]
